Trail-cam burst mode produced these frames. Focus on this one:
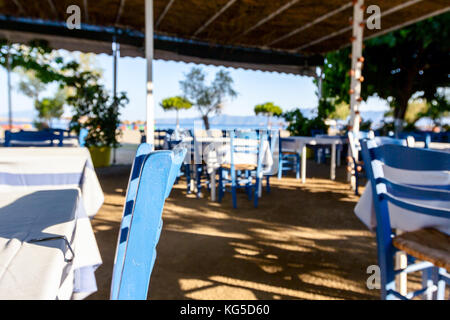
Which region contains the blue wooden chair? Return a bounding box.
[4,130,64,147]
[360,140,450,300]
[218,130,266,208]
[277,132,300,180]
[110,145,186,300]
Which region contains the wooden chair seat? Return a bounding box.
[282,151,298,155]
[221,163,256,171]
[392,228,450,270]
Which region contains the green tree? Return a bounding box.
[254,102,282,128]
[321,14,450,133]
[64,67,128,148]
[160,96,192,129]
[35,96,64,127]
[179,67,237,130]
[16,68,47,107]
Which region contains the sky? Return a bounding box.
[0,50,390,122]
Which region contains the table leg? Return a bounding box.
[337,148,341,167]
[210,169,216,201]
[330,143,336,180]
[301,145,307,184]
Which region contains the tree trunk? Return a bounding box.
[202,115,210,130]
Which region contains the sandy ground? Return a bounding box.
[87,158,393,300]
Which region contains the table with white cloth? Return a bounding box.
[282,136,346,183]
[0,147,104,218]
[0,188,102,299]
[189,136,274,201]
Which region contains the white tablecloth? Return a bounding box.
[0,189,102,299]
[282,136,345,153]
[0,147,103,218]
[354,165,450,235]
[283,136,345,182]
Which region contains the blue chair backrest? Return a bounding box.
[110,143,152,299]
[235,130,258,140]
[111,146,186,300]
[278,131,295,154]
[360,140,450,298]
[373,136,407,146]
[4,130,63,147]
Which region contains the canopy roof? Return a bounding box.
[0,0,449,75]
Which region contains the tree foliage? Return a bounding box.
[283,108,328,137]
[321,14,450,131]
[254,102,282,117]
[160,96,192,111]
[64,67,128,148]
[179,67,237,129]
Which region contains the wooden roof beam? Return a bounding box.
[83,0,89,24]
[115,0,126,25]
[295,0,424,51]
[234,0,300,40]
[46,0,58,20]
[156,0,175,28]
[192,0,237,37]
[12,0,25,15]
[267,2,353,47]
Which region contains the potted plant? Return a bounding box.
[65,69,128,167]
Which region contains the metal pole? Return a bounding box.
[145,0,155,147]
[6,45,12,129]
[112,37,119,164]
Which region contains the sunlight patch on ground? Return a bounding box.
[209,275,339,300]
[165,225,252,240]
[298,271,369,295]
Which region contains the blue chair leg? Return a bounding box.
[218,168,224,203]
[185,164,191,194]
[266,176,270,193]
[196,164,202,198]
[278,156,283,179]
[422,266,434,300]
[253,177,259,208]
[231,184,237,209]
[231,170,237,209]
[436,268,447,300]
[245,170,252,200]
[355,170,360,196]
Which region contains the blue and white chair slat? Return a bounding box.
[110,145,186,300]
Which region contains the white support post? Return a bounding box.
[349,0,364,142]
[145,0,155,147]
[347,0,364,185]
[6,45,12,129]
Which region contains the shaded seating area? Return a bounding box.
[0,0,448,303]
